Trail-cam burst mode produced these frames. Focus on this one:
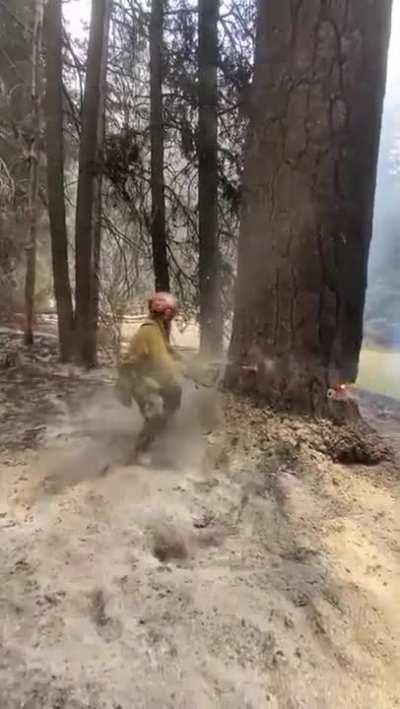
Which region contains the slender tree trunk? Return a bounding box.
[75,0,111,367]
[44,0,74,362]
[24,0,44,346]
[227,0,392,416]
[150,0,169,293]
[198,0,222,355]
[91,73,108,357]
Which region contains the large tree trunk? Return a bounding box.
[44,0,74,362]
[227,0,392,415]
[198,0,222,355]
[149,0,170,293]
[74,0,111,367]
[24,0,44,346]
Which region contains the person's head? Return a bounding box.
[148,292,177,323]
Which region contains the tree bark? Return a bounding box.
[24,0,44,346]
[44,0,74,362]
[198,0,222,355]
[150,0,170,293]
[74,0,111,367]
[227,0,392,415]
[90,94,107,357]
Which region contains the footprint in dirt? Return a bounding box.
[151,524,190,563]
[89,588,123,642]
[150,518,224,564]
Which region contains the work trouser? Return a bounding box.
[116,367,182,455]
[133,382,182,454]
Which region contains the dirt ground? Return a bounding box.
[0,332,400,708]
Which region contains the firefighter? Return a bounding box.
[116,292,184,461]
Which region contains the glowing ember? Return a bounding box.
[327,383,350,400]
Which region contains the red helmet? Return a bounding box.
[148,292,177,319]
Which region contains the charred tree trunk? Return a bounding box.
[75,0,111,367]
[227,0,392,416]
[150,0,169,293]
[198,0,222,355]
[24,0,44,346]
[44,0,74,362]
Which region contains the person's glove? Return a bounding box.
[143,376,162,393]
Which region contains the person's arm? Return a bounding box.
[183,358,219,387]
[168,346,188,377]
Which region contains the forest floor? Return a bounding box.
[0,331,399,709]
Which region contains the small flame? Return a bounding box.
[327,383,350,400]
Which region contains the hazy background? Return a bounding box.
[365,0,400,344]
